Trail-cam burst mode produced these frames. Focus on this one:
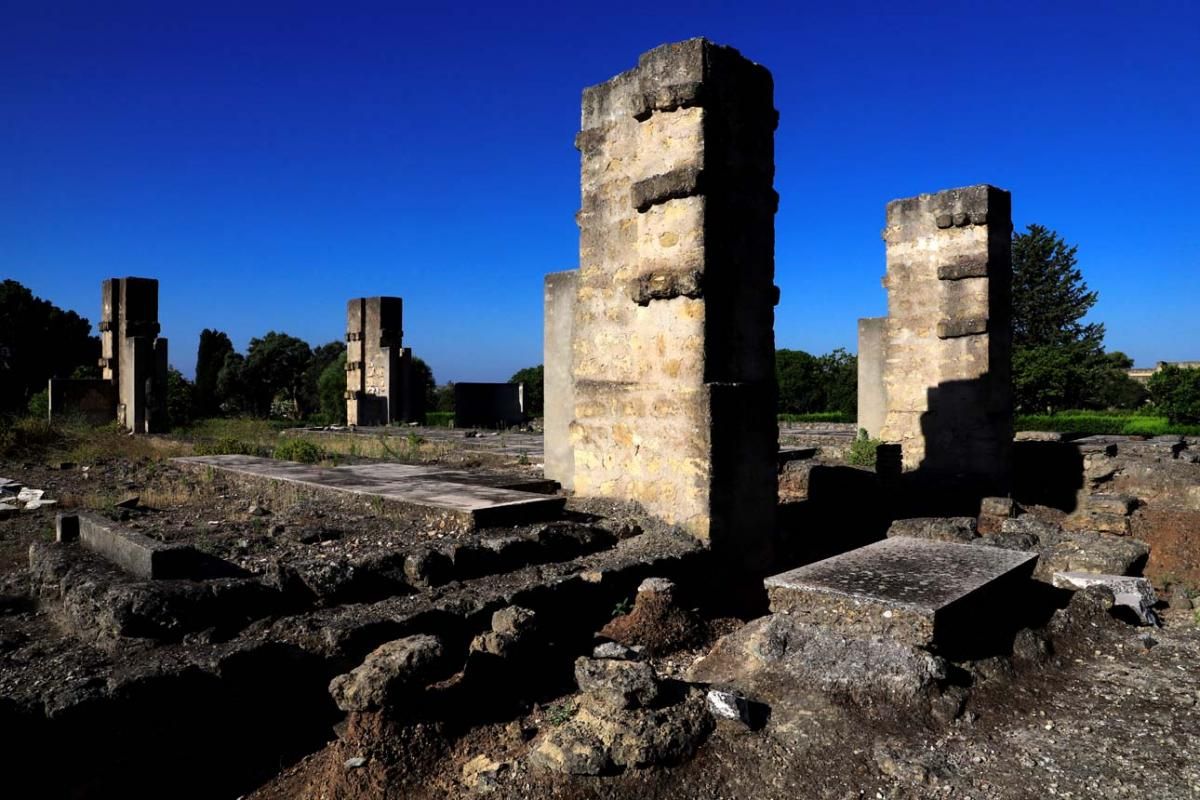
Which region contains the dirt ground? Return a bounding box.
[3,427,1200,799]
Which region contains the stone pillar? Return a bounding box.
[878,184,1013,495]
[856,317,887,438]
[100,277,165,433]
[543,269,578,490]
[345,297,408,426]
[571,39,778,565]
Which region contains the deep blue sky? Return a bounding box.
[3,1,1197,381]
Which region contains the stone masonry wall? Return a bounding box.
[570,39,778,565]
[543,270,578,490]
[878,185,1013,493]
[346,297,411,426]
[98,277,167,433]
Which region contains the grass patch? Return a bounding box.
[778,412,854,424]
[1016,410,1200,437]
[424,411,454,428]
[271,438,325,464]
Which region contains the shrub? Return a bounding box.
[193,436,268,457]
[1148,366,1200,425]
[425,411,454,428]
[778,412,854,424]
[272,438,324,464]
[848,428,881,467]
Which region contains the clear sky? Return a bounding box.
[3,1,1197,381]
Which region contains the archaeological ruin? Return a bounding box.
[4,36,1199,800]
[48,276,168,433]
[548,38,779,566]
[344,296,415,426]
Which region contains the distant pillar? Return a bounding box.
[878,184,1013,494]
[570,39,778,566]
[544,269,578,490]
[345,297,410,426]
[856,317,886,438]
[100,277,166,433]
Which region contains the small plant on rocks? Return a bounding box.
[848,428,882,468]
[544,700,577,726]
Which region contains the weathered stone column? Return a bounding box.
[856,317,887,439]
[543,269,578,490]
[99,277,166,433]
[878,185,1013,494]
[345,297,410,426]
[571,39,778,565]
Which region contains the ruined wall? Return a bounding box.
[543,270,578,490]
[97,277,167,433]
[878,185,1013,494]
[346,297,412,426]
[856,317,886,439]
[571,38,778,564]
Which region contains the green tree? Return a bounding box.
[817,348,857,415]
[166,367,194,427]
[775,349,824,414]
[0,280,99,415]
[510,364,544,416]
[1088,351,1148,410]
[216,351,249,413]
[1011,225,1106,412]
[1148,365,1200,424]
[194,329,234,417]
[317,351,347,424]
[435,382,455,412]
[410,357,436,421]
[301,340,344,417]
[244,332,313,416]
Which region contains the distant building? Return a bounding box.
[1127,361,1200,384]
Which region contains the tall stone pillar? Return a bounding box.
[856,317,887,438]
[570,39,778,565]
[878,184,1013,495]
[345,297,411,426]
[99,277,166,433]
[543,269,578,490]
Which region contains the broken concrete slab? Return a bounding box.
[1053,572,1159,625]
[765,538,1037,647]
[77,512,202,580]
[172,455,564,528]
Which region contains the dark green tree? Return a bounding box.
[410,357,436,421]
[816,348,857,415]
[435,382,455,412]
[166,367,194,427]
[509,364,544,416]
[301,340,344,417]
[1087,351,1148,410]
[775,349,824,414]
[1148,365,1200,424]
[215,351,249,413]
[194,329,234,417]
[244,332,313,416]
[1011,225,1106,412]
[0,280,99,415]
[317,351,347,424]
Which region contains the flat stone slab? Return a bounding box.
[173,455,564,528]
[765,538,1038,647]
[77,512,201,579]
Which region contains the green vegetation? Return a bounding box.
[1148,365,1200,425]
[1011,225,1146,412]
[0,280,100,415]
[1015,409,1200,437]
[776,348,856,416]
[272,438,325,464]
[847,428,882,467]
[509,364,544,417]
[778,411,854,423]
[544,700,577,726]
[425,411,454,427]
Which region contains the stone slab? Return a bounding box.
[172,455,564,528]
[77,512,200,579]
[765,538,1038,647]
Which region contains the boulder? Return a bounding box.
[574,656,659,710]
[328,634,446,712]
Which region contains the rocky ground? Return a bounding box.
[1,428,1198,799]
